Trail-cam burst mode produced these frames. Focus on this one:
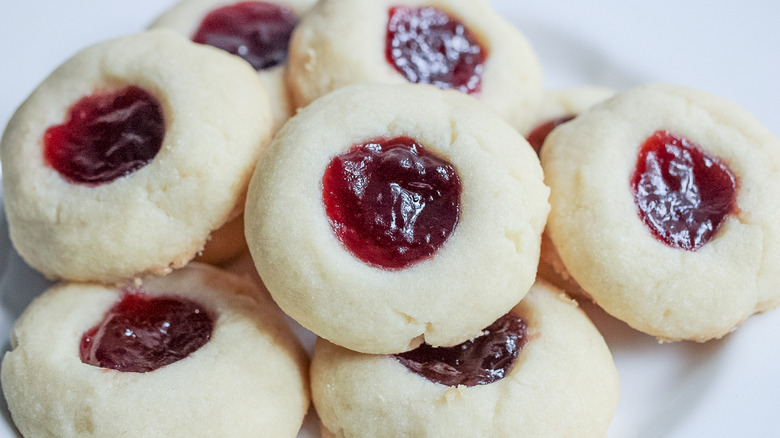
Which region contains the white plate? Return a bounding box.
[1,1,779,437]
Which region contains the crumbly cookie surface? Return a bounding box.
[541,83,780,341]
[0,263,310,438]
[245,83,549,354]
[287,0,543,131]
[149,0,316,132]
[311,280,619,438]
[0,30,273,283]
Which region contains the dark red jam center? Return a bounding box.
[631,130,738,251]
[526,115,576,155]
[43,85,164,185]
[80,291,214,373]
[395,313,527,387]
[322,137,461,270]
[385,6,486,94]
[192,1,298,71]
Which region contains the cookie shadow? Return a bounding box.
[579,299,728,437]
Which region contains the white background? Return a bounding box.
[1,1,779,437]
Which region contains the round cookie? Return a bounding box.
[526,87,616,297]
[541,82,780,341]
[150,0,316,133]
[1,263,310,437]
[310,280,620,438]
[286,0,543,132]
[0,30,273,283]
[244,82,549,354]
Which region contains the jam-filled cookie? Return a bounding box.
[541,83,780,341]
[150,0,316,132]
[525,87,615,297]
[311,280,619,437]
[0,30,273,283]
[286,0,543,131]
[1,263,310,437]
[244,83,549,354]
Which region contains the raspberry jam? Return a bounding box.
[526,115,575,155]
[43,86,165,185]
[631,130,738,250]
[395,313,527,387]
[80,291,214,373]
[385,6,486,94]
[322,137,461,270]
[192,1,298,71]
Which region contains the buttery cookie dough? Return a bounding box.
[150,0,316,132]
[528,87,616,296]
[541,83,780,341]
[245,83,549,354]
[0,30,273,283]
[287,0,543,132]
[1,263,310,438]
[311,280,619,438]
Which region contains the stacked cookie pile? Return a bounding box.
[2,0,779,437]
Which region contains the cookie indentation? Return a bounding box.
[385,6,486,94]
[192,1,298,71]
[80,291,214,373]
[394,313,527,386]
[631,130,737,250]
[323,136,461,270]
[44,86,165,185]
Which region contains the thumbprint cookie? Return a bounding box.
[0,30,273,283]
[310,280,619,437]
[244,83,549,354]
[286,0,543,131]
[150,0,317,132]
[541,83,780,341]
[1,263,310,437]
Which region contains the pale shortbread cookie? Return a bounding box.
[287,0,543,132]
[541,83,780,341]
[528,87,616,297]
[150,0,316,132]
[245,83,549,354]
[311,280,619,438]
[0,30,273,284]
[1,263,310,438]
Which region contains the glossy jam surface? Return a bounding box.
[631,130,737,251]
[44,86,165,185]
[526,115,575,155]
[80,292,214,373]
[192,1,298,70]
[395,313,527,387]
[385,6,486,94]
[322,137,461,270]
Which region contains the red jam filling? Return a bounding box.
[322,137,461,270]
[385,6,486,94]
[395,313,527,387]
[631,130,738,251]
[526,115,575,155]
[192,1,298,71]
[80,291,214,373]
[43,85,165,185]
